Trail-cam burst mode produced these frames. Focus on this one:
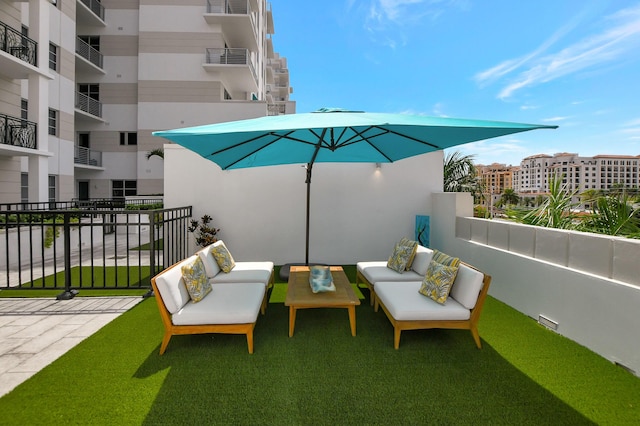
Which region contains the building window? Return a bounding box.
[119,132,138,145]
[78,35,100,51]
[78,132,90,148]
[48,175,56,203]
[48,109,58,136]
[112,180,137,197]
[49,43,58,71]
[21,99,28,120]
[78,83,100,101]
[21,173,29,203]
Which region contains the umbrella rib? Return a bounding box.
[376,126,441,149]
[217,131,296,169]
[208,132,278,157]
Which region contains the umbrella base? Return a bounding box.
[279,262,328,282]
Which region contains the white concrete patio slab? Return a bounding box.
[0,296,143,397]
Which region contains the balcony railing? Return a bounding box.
[75,92,102,118]
[0,20,37,67]
[76,38,103,69]
[205,47,257,84]
[74,145,102,167]
[79,0,105,21]
[206,0,249,14]
[0,113,37,149]
[267,104,286,116]
[203,1,258,50]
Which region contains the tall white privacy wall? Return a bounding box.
[431,192,640,377]
[164,144,443,265]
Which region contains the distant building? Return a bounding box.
[0,1,294,204]
[476,153,640,209]
[513,153,640,195]
[476,163,513,208]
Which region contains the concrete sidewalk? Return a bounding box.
[0,296,144,398]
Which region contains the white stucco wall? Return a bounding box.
[431,192,640,377]
[164,144,443,264]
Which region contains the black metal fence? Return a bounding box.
[0,204,192,298]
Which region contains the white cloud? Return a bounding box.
[453,139,534,166]
[476,4,640,99]
[361,0,467,46]
[542,116,571,122]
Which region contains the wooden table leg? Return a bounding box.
[348,306,357,336]
[288,305,296,337]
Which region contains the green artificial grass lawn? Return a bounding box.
[1,286,639,424]
[131,239,164,251]
[0,266,153,298]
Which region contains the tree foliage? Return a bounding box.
[146,148,164,160]
[578,194,640,237]
[507,174,640,238]
[498,188,520,207]
[443,151,482,199]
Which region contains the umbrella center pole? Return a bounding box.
[305,162,313,265]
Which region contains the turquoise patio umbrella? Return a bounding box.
[153,108,557,264]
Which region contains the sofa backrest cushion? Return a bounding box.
[450,263,485,310]
[155,256,194,314]
[411,246,434,276]
[197,240,225,278]
[180,256,212,302]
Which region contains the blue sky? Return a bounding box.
[272,0,640,166]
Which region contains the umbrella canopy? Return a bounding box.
[154,108,557,263]
[154,108,557,170]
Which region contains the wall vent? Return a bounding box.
[538,314,558,331]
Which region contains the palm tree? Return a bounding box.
[579,194,640,237]
[499,188,520,207]
[146,148,164,160]
[443,151,482,199]
[518,174,579,229]
[579,188,601,210]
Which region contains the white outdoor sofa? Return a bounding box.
[356,246,492,349]
[356,244,434,306]
[150,241,274,355]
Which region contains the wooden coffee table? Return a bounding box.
[285,266,361,337]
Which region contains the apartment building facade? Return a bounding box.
[513,152,640,195]
[0,0,294,204]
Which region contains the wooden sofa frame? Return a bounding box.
[355,269,378,306]
[150,261,273,355]
[373,262,492,349]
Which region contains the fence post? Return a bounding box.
[57,211,77,300]
[143,211,156,298]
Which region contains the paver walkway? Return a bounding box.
[0,296,143,397]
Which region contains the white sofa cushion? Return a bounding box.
[357,261,423,284]
[196,241,224,278]
[375,281,470,321]
[155,256,194,314]
[172,282,264,326]
[450,264,485,310]
[210,261,274,286]
[410,246,434,276]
